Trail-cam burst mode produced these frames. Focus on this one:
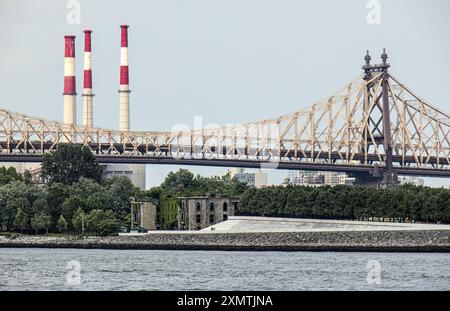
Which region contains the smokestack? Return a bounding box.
[63,35,76,125]
[82,30,94,128]
[119,25,130,132]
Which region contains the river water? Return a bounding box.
[0,248,449,290]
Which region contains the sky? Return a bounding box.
[1,0,450,188]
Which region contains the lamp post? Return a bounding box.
[130,197,135,229]
[81,213,85,236]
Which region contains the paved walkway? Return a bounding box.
[200,216,450,233]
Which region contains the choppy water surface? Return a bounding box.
[0,248,449,290]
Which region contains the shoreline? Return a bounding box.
[2,230,450,252]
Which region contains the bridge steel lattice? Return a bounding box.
[1,51,450,181]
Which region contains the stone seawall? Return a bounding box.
[1,230,450,252]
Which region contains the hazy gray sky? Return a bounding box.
[1,0,450,188]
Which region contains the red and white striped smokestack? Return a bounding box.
[63,35,76,125]
[119,25,130,132]
[82,30,94,128]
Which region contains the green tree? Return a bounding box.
[0,181,30,230]
[160,169,248,198]
[0,166,22,185]
[41,143,103,185]
[72,208,86,234]
[45,182,71,228]
[11,195,32,231]
[105,176,139,225]
[143,187,163,200]
[160,169,195,195]
[57,215,68,233]
[61,195,86,228]
[14,205,29,233]
[32,197,49,215]
[86,209,119,236]
[31,212,51,234]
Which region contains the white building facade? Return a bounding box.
[229,168,268,188]
[102,164,146,190]
[282,171,355,187]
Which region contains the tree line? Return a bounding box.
[0,145,248,235]
[154,168,249,198]
[0,171,140,236]
[0,145,142,235]
[238,184,450,223]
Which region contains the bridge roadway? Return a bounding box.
[1,146,450,178]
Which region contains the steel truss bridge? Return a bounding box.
[1,51,450,183]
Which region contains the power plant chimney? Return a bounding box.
[63,35,76,125]
[119,25,130,132]
[82,30,94,128]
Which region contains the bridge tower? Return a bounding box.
[82,30,94,128]
[362,49,397,187]
[63,35,76,126]
[119,25,130,132]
